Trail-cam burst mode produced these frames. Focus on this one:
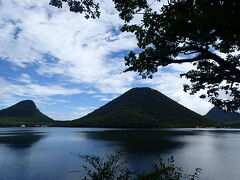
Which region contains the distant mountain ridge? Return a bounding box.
[72,87,210,128]
[0,89,221,128]
[0,100,53,126]
[205,107,240,122]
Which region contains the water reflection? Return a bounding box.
[0,128,240,180]
[0,130,45,148]
[83,130,199,154]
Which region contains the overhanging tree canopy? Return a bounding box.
[49,0,100,19]
[50,0,240,112]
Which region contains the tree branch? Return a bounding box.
[140,54,206,65]
[166,55,205,64]
[202,50,240,80]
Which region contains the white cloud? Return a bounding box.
[16,73,32,83]
[0,0,138,94]
[99,97,113,102]
[0,77,82,107]
[75,106,96,111]
[67,106,98,119]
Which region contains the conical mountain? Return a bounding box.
[205,107,240,122]
[73,87,209,128]
[0,100,53,126]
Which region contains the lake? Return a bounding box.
[0,128,239,180]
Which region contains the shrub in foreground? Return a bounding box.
[80,152,201,180]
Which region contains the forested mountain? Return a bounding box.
[205,107,240,122]
[0,100,53,126]
[73,87,210,128]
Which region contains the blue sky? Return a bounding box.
[0,0,213,120]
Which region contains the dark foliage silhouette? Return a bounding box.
[79,151,201,180]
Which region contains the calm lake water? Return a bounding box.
[0,128,240,180]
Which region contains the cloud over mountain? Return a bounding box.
[0,0,212,119]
